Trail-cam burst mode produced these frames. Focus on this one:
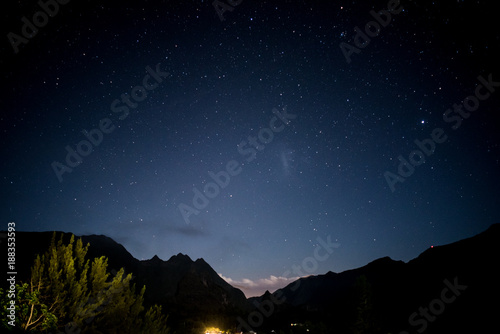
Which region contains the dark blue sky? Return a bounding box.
[2,0,499,297]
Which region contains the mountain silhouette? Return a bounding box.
[6,231,249,332]
[247,223,500,333]
[4,224,499,333]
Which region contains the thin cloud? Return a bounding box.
[99,218,209,238]
[219,274,300,298]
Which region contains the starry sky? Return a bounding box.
[1,0,499,297]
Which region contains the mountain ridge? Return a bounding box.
[4,231,250,332]
[245,223,500,333]
[3,223,498,333]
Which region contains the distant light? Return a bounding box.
[430,245,434,248]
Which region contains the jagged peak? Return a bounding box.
[168,253,193,262]
[140,254,163,263]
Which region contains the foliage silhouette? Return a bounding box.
[0,232,169,334]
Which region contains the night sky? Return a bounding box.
[2,0,499,297]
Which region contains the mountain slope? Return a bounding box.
[6,231,249,332]
[247,223,500,333]
[5,224,499,333]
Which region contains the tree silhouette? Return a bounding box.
[0,232,169,333]
[352,275,379,334]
